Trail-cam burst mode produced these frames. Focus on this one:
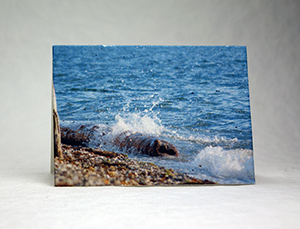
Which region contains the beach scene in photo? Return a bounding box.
[53,45,255,186]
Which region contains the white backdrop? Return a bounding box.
[0,1,299,228]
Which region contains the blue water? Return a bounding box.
[53,45,255,184]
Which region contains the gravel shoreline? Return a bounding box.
[54,144,215,186]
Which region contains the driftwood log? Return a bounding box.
[53,85,63,158]
[114,131,179,157]
[60,126,98,146]
[60,126,179,157]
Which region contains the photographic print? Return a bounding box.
[53,45,255,186]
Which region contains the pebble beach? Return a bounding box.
[54,144,215,186]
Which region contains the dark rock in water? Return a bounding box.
[60,126,97,146]
[114,131,179,157]
[60,124,179,157]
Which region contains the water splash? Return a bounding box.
[111,113,164,135]
[193,146,255,183]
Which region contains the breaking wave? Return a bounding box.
[192,146,255,184]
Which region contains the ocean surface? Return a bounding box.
[53,45,255,184]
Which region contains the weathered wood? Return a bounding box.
[60,124,179,157]
[60,126,97,146]
[53,85,63,158]
[114,131,179,157]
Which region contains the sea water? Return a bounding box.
[53,45,255,184]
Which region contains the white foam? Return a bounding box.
[111,113,164,136]
[194,146,254,182]
[163,133,238,145]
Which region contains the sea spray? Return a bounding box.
[111,113,165,135]
[194,146,255,183]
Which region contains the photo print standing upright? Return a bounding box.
[52,45,255,186]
